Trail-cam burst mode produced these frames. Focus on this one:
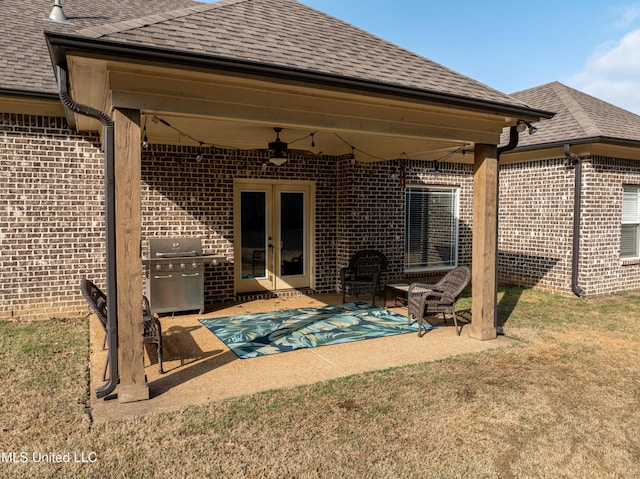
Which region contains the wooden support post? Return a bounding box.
[470,143,498,341]
[113,108,148,403]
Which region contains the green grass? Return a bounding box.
[1,287,640,478]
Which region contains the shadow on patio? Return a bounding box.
[89,293,516,422]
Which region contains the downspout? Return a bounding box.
[56,64,119,398]
[563,144,584,297]
[493,126,520,334]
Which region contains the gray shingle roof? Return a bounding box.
[507,81,640,149]
[69,0,528,108]
[0,0,199,95]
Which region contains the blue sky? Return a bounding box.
[202,1,640,114]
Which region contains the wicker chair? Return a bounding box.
[80,278,163,380]
[340,250,389,306]
[407,266,471,337]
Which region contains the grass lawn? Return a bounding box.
[1,287,639,478]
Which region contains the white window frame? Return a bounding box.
[621,186,640,259]
[405,185,459,272]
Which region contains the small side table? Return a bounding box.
[384,283,411,307]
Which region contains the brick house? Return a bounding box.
[10,1,554,400]
[498,82,640,297]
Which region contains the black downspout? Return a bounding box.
[493,126,520,334]
[564,144,585,297]
[56,65,119,398]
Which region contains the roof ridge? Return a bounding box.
[75,0,251,39]
[550,81,601,137]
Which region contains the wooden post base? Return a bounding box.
[118,383,149,404]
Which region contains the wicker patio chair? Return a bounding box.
[80,278,163,380]
[407,266,471,337]
[340,250,389,306]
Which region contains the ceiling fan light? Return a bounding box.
[269,154,287,166]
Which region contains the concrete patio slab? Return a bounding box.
[89,294,516,422]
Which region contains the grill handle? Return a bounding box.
[156,251,198,257]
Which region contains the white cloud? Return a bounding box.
[568,28,640,114]
[614,4,640,30]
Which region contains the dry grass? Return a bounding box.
[1,287,639,478]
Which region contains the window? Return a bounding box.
[405,186,459,271]
[622,186,640,258]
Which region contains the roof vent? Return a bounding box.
[47,0,69,23]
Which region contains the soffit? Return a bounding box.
[0,94,64,116]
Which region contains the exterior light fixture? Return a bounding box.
[141,117,149,149]
[516,120,539,135]
[196,142,204,162]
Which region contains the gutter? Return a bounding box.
[564,144,585,297]
[56,64,119,398]
[44,31,555,121]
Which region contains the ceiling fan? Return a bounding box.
[264,127,319,165]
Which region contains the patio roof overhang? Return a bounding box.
[46,30,554,404]
[46,32,554,163]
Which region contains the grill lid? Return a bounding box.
[149,237,202,258]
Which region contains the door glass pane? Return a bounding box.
[280,192,305,277]
[240,191,267,279]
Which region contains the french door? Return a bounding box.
[234,180,314,293]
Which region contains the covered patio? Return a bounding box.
[46,0,552,404]
[89,293,516,422]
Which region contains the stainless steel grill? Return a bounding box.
[143,237,225,315]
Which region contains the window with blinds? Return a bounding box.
[405,186,459,271]
[622,186,640,258]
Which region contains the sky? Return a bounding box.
[203,0,640,114]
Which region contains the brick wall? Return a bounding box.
[498,156,640,296]
[7,113,635,319]
[1,112,477,319]
[334,158,473,286]
[580,157,640,295]
[0,113,106,320]
[141,144,340,302]
[498,158,575,293]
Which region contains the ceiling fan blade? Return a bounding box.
[288,148,321,158]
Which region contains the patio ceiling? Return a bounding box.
[59,51,546,164]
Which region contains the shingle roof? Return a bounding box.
[68,0,528,109]
[506,81,640,149]
[0,0,199,95]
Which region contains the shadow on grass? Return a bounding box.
[454,285,531,334]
